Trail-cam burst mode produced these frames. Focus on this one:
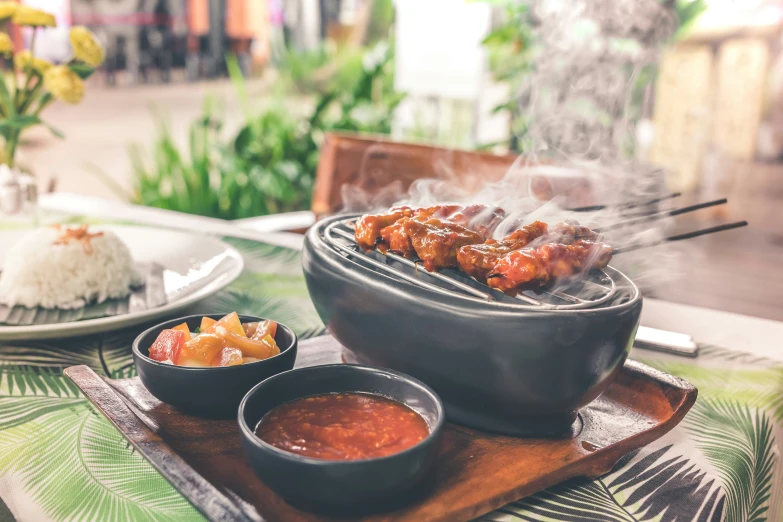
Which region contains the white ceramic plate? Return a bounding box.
[0,226,244,341]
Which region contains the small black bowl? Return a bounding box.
[238,364,445,514]
[133,314,297,418]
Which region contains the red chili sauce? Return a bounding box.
[255,392,430,460]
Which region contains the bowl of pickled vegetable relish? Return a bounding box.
[133,312,297,417]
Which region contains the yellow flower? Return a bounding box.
[0,2,17,20]
[43,66,84,104]
[0,32,12,55]
[69,26,104,67]
[14,50,52,74]
[12,6,56,27]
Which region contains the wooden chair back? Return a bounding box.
[311,133,521,218]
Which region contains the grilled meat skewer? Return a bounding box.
[456,221,600,282]
[457,221,550,280]
[404,218,486,271]
[355,205,473,253]
[354,206,416,251]
[378,205,463,257]
[486,240,613,294]
[356,205,506,265]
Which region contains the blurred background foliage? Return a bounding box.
[125,0,705,219]
[478,0,535,152]
[129,42,402,219]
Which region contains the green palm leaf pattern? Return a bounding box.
[2,226,783,521]
[0,362,201,521]
[223,238,304,277]
[697,345,776,366]
[203,289,323,335]
[684,399,775,522]
[485,347,783,522]
[0,365,83,429]
[0,407,201,521]
[0,329,138,377]
[196,240,323,336]
[483,444,724,521]
[637,351,783,423]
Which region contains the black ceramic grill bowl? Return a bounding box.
[132,314,297,418]
[302,214,643,436]
[238,364,445,514]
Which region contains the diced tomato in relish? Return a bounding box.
[148,329,185,363]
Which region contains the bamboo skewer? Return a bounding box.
[596,198,728,232]
[612,221,748,255]
[568,192,682,212]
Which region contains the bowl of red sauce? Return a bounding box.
[238,364,445,514]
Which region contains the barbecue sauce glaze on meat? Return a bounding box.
[353,206,613,293]
[354,206,414,251]
[457,221,550,280]
[487,240,613,294]
[355,204,506,269]
[255,392,430,461]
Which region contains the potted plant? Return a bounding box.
[0,2,104,216]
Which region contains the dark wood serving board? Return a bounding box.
[65,335,697,522]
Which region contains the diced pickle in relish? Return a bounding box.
[179,333,224,367]
[200,316,217,331]
[223,333,280,360]
[242,320,278,341]
[216,347,243,367]
[171,322,192,342]
[203,312,246,337]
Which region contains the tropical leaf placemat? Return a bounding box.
[0,228,781,522]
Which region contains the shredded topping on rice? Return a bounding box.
[52,225,104,253]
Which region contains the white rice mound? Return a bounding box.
[0,227,143,309]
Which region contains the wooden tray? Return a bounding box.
[65,335,697,522]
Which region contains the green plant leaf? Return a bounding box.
[129,40,401,219]
[68,63,95,80]
[84,162,132,200]
[0,74,17,117]
[0,114,41,130]
[225,54,251,116]
[43,120,65,138]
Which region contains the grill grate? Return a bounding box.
[322,217,618,310]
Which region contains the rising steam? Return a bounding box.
[343,0,699,295]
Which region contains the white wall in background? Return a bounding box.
[284,0,321,51]
[22,0,71,63]
[475,81,511,148]
[393,0,508,147]
[394,0,491,100]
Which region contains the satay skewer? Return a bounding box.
[568,192,682,212]
[612,221,748,255]
[595,198,728,232]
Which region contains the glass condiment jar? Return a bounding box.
[0,164,39,225]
